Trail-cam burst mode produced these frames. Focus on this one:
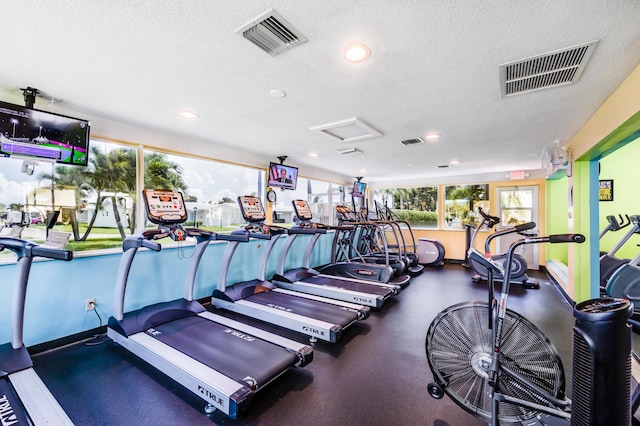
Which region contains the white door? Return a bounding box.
[495,186,539,269]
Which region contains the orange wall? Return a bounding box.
[412,178,547,262]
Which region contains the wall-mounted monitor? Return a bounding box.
[353,181,367,198]
[0,100,90,166]
[268,162,298,190]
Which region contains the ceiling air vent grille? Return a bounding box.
[399,137,424,146]
[236,9,307,56]
[499,41,598,97]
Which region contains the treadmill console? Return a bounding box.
[143,189,188,225]
[238,196,266,223]
[292,200,313,221]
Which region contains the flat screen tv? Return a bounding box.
[268,162,298,190]
[353,181,367,198]
[0,100,90,166]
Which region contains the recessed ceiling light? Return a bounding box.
[449,159,461,165]
[179,110,199,119]
[425,133,441,141]
[308,152,319,157]
[344,43,371,62]
[270,89,286,98]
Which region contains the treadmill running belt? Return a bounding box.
[0,377,32,425]
[302,275,390,296]
[149,316,298,387]
[246,291,358,325]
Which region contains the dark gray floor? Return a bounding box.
[33,264,581,425]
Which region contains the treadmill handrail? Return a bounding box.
[0,237,73,350]
[114,226,228,320]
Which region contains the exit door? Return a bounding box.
[495,186,539,269]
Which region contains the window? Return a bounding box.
[499,187,534,225]
[444,184,489,230]
[271,177,332,225]
[142,149,264,231]
[1,139,138,252]
[371,186,439,229]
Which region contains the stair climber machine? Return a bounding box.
[107,189,313,419]
[0,237,73,425]
[335,205,411,286]
[599,214,640,288]
[211,195,369,344]
[270,199,399,309]
[468,207,539,289]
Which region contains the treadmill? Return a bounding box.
[271,199,399,308]
[211,195,369,343]
[107,189,313,419]
[0,237,74,425]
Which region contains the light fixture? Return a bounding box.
[179,110,199,119]
[425,133,441,141]
[449,159,461,165]
[308,152,319,157]
[344,43,371,62]
[336,147,363,155]
[270,89,286,98]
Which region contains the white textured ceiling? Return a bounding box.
[1,1,639,187]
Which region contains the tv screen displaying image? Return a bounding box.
[268,162,298,190]
[0,100,90,166]
[353,181,367,198]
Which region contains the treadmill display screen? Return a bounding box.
[238,195,266,223]
[292,200,313,221]
[238,195,267,223]
[143,189,188,224]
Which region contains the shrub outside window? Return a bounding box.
[371,187,438,229]
[444,184,489,230]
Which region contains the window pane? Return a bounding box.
[272,177,331,225]
[501,209,532,225]
[143,149,264,232]
[444,184,489,229]
[500,190,533,209]
[0,139,139,252]
[371,186,439,229]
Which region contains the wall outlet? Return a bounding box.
[85,298,96,311]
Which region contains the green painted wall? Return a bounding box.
[598,137,640,258]
[545,176,569,263]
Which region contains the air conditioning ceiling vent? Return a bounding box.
[499,41,598,97]
[399,138,424,146]
[236,9,307,56]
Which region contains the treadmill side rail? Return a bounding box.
[272,289,370,319]
[211,297,344,343]
[10,368,74,426]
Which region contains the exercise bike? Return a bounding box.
[469,207,539,289]
[426,232,638,425]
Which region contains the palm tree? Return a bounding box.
[48,146,189,242]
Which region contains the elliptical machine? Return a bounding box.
[599,214,640,288]
[468,207,539,289]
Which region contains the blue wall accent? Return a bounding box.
[0,233,334,347]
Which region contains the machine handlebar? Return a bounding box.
[549,233,586,244]
[477,207,500,225]
[141,239,161,251]
[515,222,536,232]
[0,237,73,261]
[30,246,73,261]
